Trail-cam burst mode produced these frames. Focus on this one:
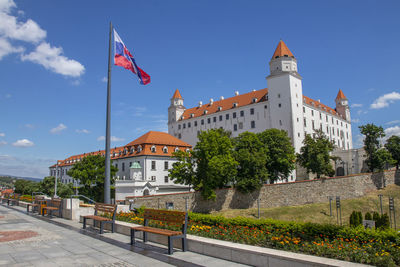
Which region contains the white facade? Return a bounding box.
[49,131,192,200]
[168,41,353,181]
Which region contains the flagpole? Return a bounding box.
[104,21,112,204]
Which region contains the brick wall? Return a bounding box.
[126,170,400,213]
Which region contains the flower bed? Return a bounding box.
[116,211,400,267]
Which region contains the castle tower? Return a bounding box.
[168,89,185,135]
[266,40,304,153]
[335,89,351,122]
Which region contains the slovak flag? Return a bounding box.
[114,29,150,85]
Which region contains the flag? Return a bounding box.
[114,29,150,85]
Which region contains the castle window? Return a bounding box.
[151,161,156,170]
[233,112,237,118]
[311,110,314,116]
[303,107,305,113]
[264,105,267,109]
[298,133,300,137]
[218,106,222,111]
[219,115,223,121]
[233,124,238,131]
[226,114,229,120]
[151,146,156,153]
[164,176,169,183]
[251,121,255,128]
[279,120,282,126]
[178,125,181,130]
[304,118,307,127]
[278,94,281,98]
[201,119,204,125]
[164,161,168,170]
[327,126,329,133]
[183,123,186,129]
[129,162,132,167]
[252,98,257,103]
[207,118,211,124]
[278,103,282,108]
[233,103,238,108]
[320,113,322,119]
[178,133,181,139]
[240,110,244,117]
[194,121,197,127]
[297,118,299,122]
[188,122,191,128]
[151,176,156,181]
[175,147,179,152]
[341,122,343,126]
[203,110,208,115]
[239,122,243,129]
[190,113,194,118]
[122,162,125,172]
[346,124,348,129]
[250,108,254,115]
[163,146,168,153]
[213,117,216,122]
[312,120,315,130]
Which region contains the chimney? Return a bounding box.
[220,96,224,100]
[210,98,214,105]
[199,101,202,107]
[252,89,256,92]
[235,91,239,96]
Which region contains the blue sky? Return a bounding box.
[1,0,400,178]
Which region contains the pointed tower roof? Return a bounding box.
[336,89,347,100]
[172,89,182,99]
[272,40,295,59]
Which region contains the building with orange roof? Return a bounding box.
[168,40,353,181]
[49,131,192,199]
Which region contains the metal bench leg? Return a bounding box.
[182,237,187,252]
[168,236,173,255]
[130,229,135,245]
[83,217,87,229]
[143,231,147,243]
[100,221,104,234]
[111,222,114,233]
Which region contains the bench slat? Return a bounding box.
[132,226,182,236]
[144,209,186,224]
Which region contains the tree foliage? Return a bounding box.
[297,129,336,178]
[257,129,296,182]
[359,124,390,172]
[67,155,118,202]
[385,135,400,169]
[233,132,269,192]
[40,176,74,198]
[14,179,39,195]
[170,128,296,199]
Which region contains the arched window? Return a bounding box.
[130,147,134,153]
[185,148,190,152]
[151,145,156,153]
[163,146,168,153]
[137,145,142,152]
[175,147,180,152]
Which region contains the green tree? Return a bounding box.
[170,129,238,200]
[385,135,400,169]
[233,132,269,193]
[359,124,389,172]
[39,176,74,198]
[257,129,296,183]
[67,155,118,202]
[297,129,336,178]
[14,179,40,195]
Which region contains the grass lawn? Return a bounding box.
[212,184,400,227]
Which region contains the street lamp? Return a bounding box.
[54,161,58,198]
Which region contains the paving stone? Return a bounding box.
[0,253,16,265]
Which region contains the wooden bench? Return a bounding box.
[83,203,116,234]
[26,196,45,213]
[7,194,20,206]
[42,198,62,217]
[130,209,188,255]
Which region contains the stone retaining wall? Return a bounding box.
[126,170,400,213]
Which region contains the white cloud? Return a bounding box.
[101,76,107,83]
[385,126,400,139]
[24,123,34,129]
[5,93,11,98]
[12,138,34,147]
[386,120,400,125]
[354,134,364,148]
[0,140,6,146]
[0,0,16,13]
[0,37,23,59]
[76,129,90,134]
[21,42,85,77]
[0,153,56,178]
[350,103,363,108]
[0,132,4,137]
[97,136,125,142]
[370,92,400,109]
[351,118,360,123]
[50,123,67,134]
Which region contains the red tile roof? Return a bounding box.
[272,40,295,59]
[181,89,268,120]
[51,131,191,167]
[179,88,342,120]
[335,89,347,100]
[172,89,182,99]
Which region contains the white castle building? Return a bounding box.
[49,131,192,200]
[168,40,353,181]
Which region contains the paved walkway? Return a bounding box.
[0,204,249,267]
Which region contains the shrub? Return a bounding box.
[365,212,372,220]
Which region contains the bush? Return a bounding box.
[350,211,363,227]
[365,212,372,220]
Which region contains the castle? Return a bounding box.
[168,40,353,181]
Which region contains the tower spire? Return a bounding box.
[272,40,295,59]
[335,89,347,100]
[172,89,182,99]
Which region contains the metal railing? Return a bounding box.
[31,191,49,200]
[69,194,96,210]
